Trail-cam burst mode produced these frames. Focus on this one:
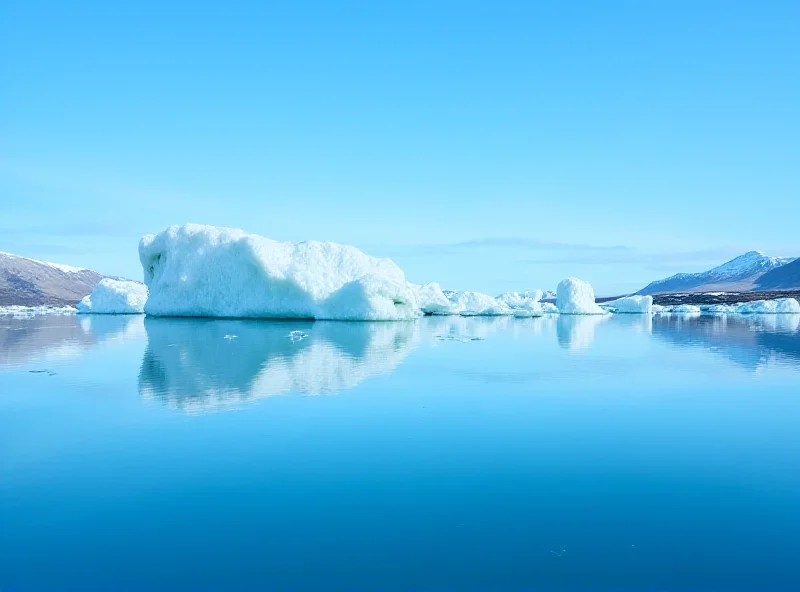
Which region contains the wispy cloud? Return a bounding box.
[379,237,637,257]
[521,246,745,269]
[0,221,139,237]
[450,238,635,252]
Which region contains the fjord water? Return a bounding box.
[2,314,800,591]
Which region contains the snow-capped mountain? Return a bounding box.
[0,251,104,306]
[637,251,796,295]
[755,258,800,290]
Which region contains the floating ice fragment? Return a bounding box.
[288,330,309,342]
[735,298,800,314]
[602,295,653,314]
[77,278,148,314]
[556,278,607,315]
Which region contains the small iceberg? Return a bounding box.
[601,295,653,314]
[496,290,544,308]
[556,278,607,315]
[735,298,800,314]
[409,282,452,315]
[447,291,513,316]
[76,278,148,314]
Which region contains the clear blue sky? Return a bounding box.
[2,1,798,295]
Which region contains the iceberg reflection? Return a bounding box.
[0,315,144,369]
[556,315,608,351]
[652,314,800,370]
[138,318,420,413]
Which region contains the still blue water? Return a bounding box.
[2,313,800,591]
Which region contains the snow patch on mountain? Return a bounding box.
[638,251,795,295]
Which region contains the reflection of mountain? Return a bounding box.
[556,315,609,351]
[138,318,420,413]
[0,315,144,368]
[652,314,800,370]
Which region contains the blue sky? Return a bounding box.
[1,1,798,295]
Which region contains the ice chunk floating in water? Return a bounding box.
[735,298,800,314]
[410,282,452,315]
[139,224,420,320]
[602,295,653,314]
[556,278,606,315]
[76,279,148,314]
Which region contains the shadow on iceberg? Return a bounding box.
[652,314,800,370]
[137,317,420,413]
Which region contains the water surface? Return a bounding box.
[2,313,800,591]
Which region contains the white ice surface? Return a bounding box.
[435,291,512,316]
[449,291,513,316]
[0,305,77,317]
[496,290,544,308]
[601,295,653,314]
[139,224,420,321]
[555,278,607,315]
[735,298,800,314]
[77,278,148,314]
[662,304,702,314]
[410,282,452,315]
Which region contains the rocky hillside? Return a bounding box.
[637,251,795,295]
[0,251,103,306]
[755,258,800,291]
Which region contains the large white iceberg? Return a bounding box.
[76,278,148,314]
[556,278,606,315]
[735,298,800,314]
[602,295,653,314]
[139,224,420,321]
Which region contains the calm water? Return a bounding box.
[2,313,800,591]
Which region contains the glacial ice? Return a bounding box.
[139,224,420,321]
[76,279,148,314]
[700,304,736,314]
[662,304,702,314]
[410,282,452,315]
[556,278,607,315]
[446,291,513,316]
[601,295,653,314]
[735,298,800,314]
[496,290,544,308]
[0,305,76,317]
[540,302,559,314]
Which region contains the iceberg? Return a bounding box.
[540,302,559,314]
[735,298,800,314]
[139,224,420,321]
[444,291,512,316]
[0,305,76,317]
[76,278,148,314]
[410,282,452,315]
[555,278,607,315]
[602,295,653,314]
[496,290,544,308]
[700,304,736,314]
[666,304,702,314]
